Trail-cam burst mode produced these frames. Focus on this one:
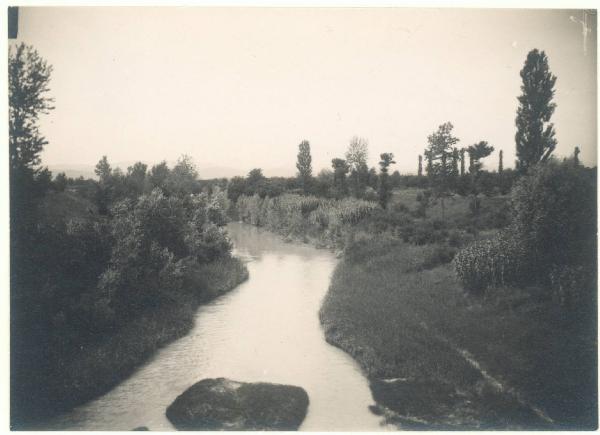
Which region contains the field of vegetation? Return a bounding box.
[231,161,596,429]
[318,168,597,428]
[10,38,597,431]
[228,131,596,430]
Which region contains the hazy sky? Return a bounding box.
[14,7,597,176]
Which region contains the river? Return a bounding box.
[46,222,389,431]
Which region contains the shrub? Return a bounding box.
[453,230,528,293]
[510,161,596,276]
[455,161,597,296]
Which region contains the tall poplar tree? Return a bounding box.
[515,49,557,173]
[296,140,313,194]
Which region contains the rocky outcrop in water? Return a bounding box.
[166,378,309,431]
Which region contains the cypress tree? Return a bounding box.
[498,150,503,173]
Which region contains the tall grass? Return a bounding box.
[235,193,377,248]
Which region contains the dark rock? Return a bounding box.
[132,426,149,431]
[166,377,309,431]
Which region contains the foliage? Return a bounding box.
[467,141,494,174]
[95,156,112,183]
[515,49,557,173]
[377,153,396,209]
[510,160,596,277]
[53,172,68,192]
[346,136,370,197]
[453,231,528,293]
[9,43,54,173]
[331,158,350,198]
[424,122,460,218]
[166,155,200,196]
[236,193,377,247]
[455,161,596,297]
[296,140,313,194]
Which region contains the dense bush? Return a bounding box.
[454,161,596,297]
[453,231,528,293]
[510,162,596,275]
[97,189,232,320]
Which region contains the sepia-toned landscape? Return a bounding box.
[8,6,597,431]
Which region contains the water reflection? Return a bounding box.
[46,222,388,431]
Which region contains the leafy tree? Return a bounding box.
[418,155,423,177]
[166,155,199,196]
[9,43,54,174]
[574,146,581,166]
[331,158,350,198]
[314,169,334,197]
[425,122,459,177]
[245,168,265,196]
[378,153,396,209]
[515,49,557,173]
[460,149,466,176]
[227,176,247,202]
[247,168,264,184]
[53,172,68,192]
[296,140,313,194]
[9,43,55,243]
[346,136,369,197]
[148,161,170,191]
[424,122,459,219]
[467,141,494,174]
[95,156,112,183]
[126,162,148,196]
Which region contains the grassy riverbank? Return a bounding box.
[319,238,597,429]
[233,176,596,429]
[13,257,248,429]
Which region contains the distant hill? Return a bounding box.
[47,164,97,180]
[46,163,295,180]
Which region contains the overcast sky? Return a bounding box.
[14,7,597,176]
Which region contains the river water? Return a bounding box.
[47,222,388,431]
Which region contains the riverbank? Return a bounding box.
[12,257,248,430]
[319,238,597,429]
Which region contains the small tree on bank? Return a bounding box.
[425,122,459,219]
[345,136,369,198]
[515,49,557,173]
[296,140,313,194]
[378,153,396,209]
[331,158,350,198]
